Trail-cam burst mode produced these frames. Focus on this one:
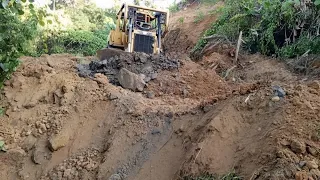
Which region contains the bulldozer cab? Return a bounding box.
[108,4,169,54]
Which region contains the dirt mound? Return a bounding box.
[174,55,320,180]
[0,54,114,179]
[0,51,231,180]
[1,43,320,180]
[77,51,180,86]
[146,58,231,101]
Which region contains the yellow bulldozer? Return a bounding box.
[106,3,169,55]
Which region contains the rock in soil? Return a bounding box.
[7,148,27,160]
[310,169,320,178]
[271,96,280,102]
[48,132,69,151]
[273,85,286,97]
[39,123,47,133]
[151,73,158,80]
[306,160,318,169]
[290,139,306,154]
[80,169,94,180]
[295,171,308,180]
[203,104,213,113]
[21,135,37,151]
[108,92,118,100]
[307,146,318,156]
[32,146,52,164]
[94,73,109,85]
[298,161,306,168]
[308,80,320,90]
[77,64,92,77]
[109,174,122,180]
[146,91,155,99]
[63,168,72,178]
[118,68,146,91]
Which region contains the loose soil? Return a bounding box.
[1,2,320,180]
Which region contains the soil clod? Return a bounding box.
[291,139,306,154]
[48,132,69,151]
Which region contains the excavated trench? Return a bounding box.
[1,45,320,180]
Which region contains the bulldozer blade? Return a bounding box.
[96,48,130,61]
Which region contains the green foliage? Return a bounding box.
[0,0,117,86]
[0,0,39,87]
[184,172,242,180]
[178,17,184,23]
[279,35,320,58]
[31,1,116,56]
[220,172,242,180]
[0,107,4,116]
[194,11,205,23]
[169,0,187,12]
[184,173,215,180]
[37,29,108,56]
[62,3,114,31]
[134,0,141,5]
[169,2,179,13]
[200,0,218,5]
[0,140,6,152]
[192,0,320,58]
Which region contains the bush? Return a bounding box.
[169,2,180,12]
[0,0,117,86]
[169,0,188,12]
[279,35,320,58]
[178,17,185,23]
[33,4,116,56]
[183,171,242,180]
[0,6,38,87]
[192,0,320,58]
[200,0,218,4]
[39,29,108,56]
[194,11,205,23]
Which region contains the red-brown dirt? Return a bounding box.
[1,2,320,180]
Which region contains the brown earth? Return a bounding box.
[1,2,320,180]
[163,1,223,58]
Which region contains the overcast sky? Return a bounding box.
[33,0,180,10]
[94,0,180,9]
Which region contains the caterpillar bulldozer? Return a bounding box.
[97,3,169,60]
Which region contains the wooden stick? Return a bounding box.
[244,94,252,104]
[301,49,310,57]
[223,65,237,79]
[203,34,226,40]
[203,35,232,45]
[235,31,243,64]
[193,146,203,164]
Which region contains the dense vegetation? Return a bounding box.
[0,0,163,87]
[192,0,320,59]
[30,1,116,56]
[0,0,119,87]
[169,0,218,12]
[0,0,39,86]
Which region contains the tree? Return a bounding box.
[0,0,41,86]
[133,0,140,5]
[144,0,152,7]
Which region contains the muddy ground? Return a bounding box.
[1,2,320,180]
